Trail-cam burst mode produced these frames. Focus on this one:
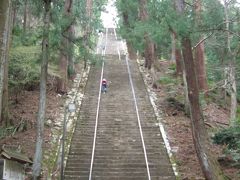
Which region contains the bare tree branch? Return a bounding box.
[192,32,214,49]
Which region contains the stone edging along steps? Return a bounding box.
[43,64,90,179]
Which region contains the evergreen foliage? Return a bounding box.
[8,0,108,96]
[213,126,240,149]
[116,1,143,52]
[4,0,240,175]
[9,46,41,92]
[213,126,240,166]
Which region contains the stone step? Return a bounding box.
[65,169,174,177]
[64,175,175,180]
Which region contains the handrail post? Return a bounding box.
[61,106,67,180]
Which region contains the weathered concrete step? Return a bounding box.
[69,151,160,156]
[66,162,172,171]
[65,166,150,172]
[68,152,148,157]
[69,144,165,150]
[65,170,148,176]
[69,141,141,146]
[67,155,146,161]
[70,137,146,144]
[91,172,175,178]
[72,129,139,134]
[65,160,162,166]
[66,158,170,168]
[73,124,95,127]
[74,125,96,128]
[65,170,174,178]
[64,176,175,180]
[99,111,138,114]
[66,158,148,165]
[76,118,95,121]
[69,143,166,149]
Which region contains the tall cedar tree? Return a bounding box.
[194,0,208,91]
[23,0,28,35]
[0,0,11,126]
[224,0,237,125]
[176,0,225,179]
[117,0,138,59]
[58,0,74,93]
[122,11,137,59]
[32,0,51,178]
[171,31,182,76]
[82,0,93,69]
[139,0,155,69]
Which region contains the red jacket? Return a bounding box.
[102,79,107,85]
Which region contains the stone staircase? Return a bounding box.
[64,29,175,180]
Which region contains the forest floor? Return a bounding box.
[144,60,240,179]
[0,86,63,177]
[0,60,239,179]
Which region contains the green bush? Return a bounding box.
[213,126,240,149]
[9,46,41,92]
[213,126,240,166]
[213,126,240,151]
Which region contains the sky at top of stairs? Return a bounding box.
[101,0,118,28]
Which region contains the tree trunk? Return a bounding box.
[230,63,237,125]
[32,0,51,179]
[1,0,12,126]
[182,62,190,115]
[67,0,75,77]
[82,0,93,69]
[122,12,137,59]
[195,41,208,91]
[144,35,155,69]
[171,32,176,62]
[0,0,11,125]
[194,0,208,91]
[58,49,68,93]
[1,58,10,126]
[224,0,237,125]
[85,0,93,39]
[126,41,137,60]
[23,0,28,35]
[68,25,75,78]
[86,0,93,19]
[224,0,230,54]
[176,0,225,179]
[57,0,73,93]
[182,37,225,180]
[176,49,182,76]
[86,0,93,45]
[12,2,17,32]
[139,0,155,69]
[171,31,182,76]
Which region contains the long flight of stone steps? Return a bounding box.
[64,28,176,180]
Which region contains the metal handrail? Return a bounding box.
[60,107,67,180]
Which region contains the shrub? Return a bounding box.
[213,126,240,166]
[213,126,240,149]
[9,46,41,95]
